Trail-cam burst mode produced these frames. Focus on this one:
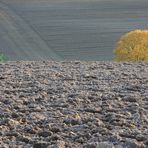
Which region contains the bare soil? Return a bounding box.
[0,61,148,148]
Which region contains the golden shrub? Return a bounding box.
[113,30,148,61]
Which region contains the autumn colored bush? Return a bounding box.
[113,30,148,61]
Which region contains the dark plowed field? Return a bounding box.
[0,61,148,147]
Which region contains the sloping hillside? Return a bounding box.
[0,61,148,147]
[1,0,148,60]
[0,1,62,60]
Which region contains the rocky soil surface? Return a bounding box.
[0,61,148,148]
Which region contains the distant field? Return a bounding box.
[0,0,148,60]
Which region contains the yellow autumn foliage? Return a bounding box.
[113,30,148,61]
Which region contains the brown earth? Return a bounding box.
[0,61,148,148]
